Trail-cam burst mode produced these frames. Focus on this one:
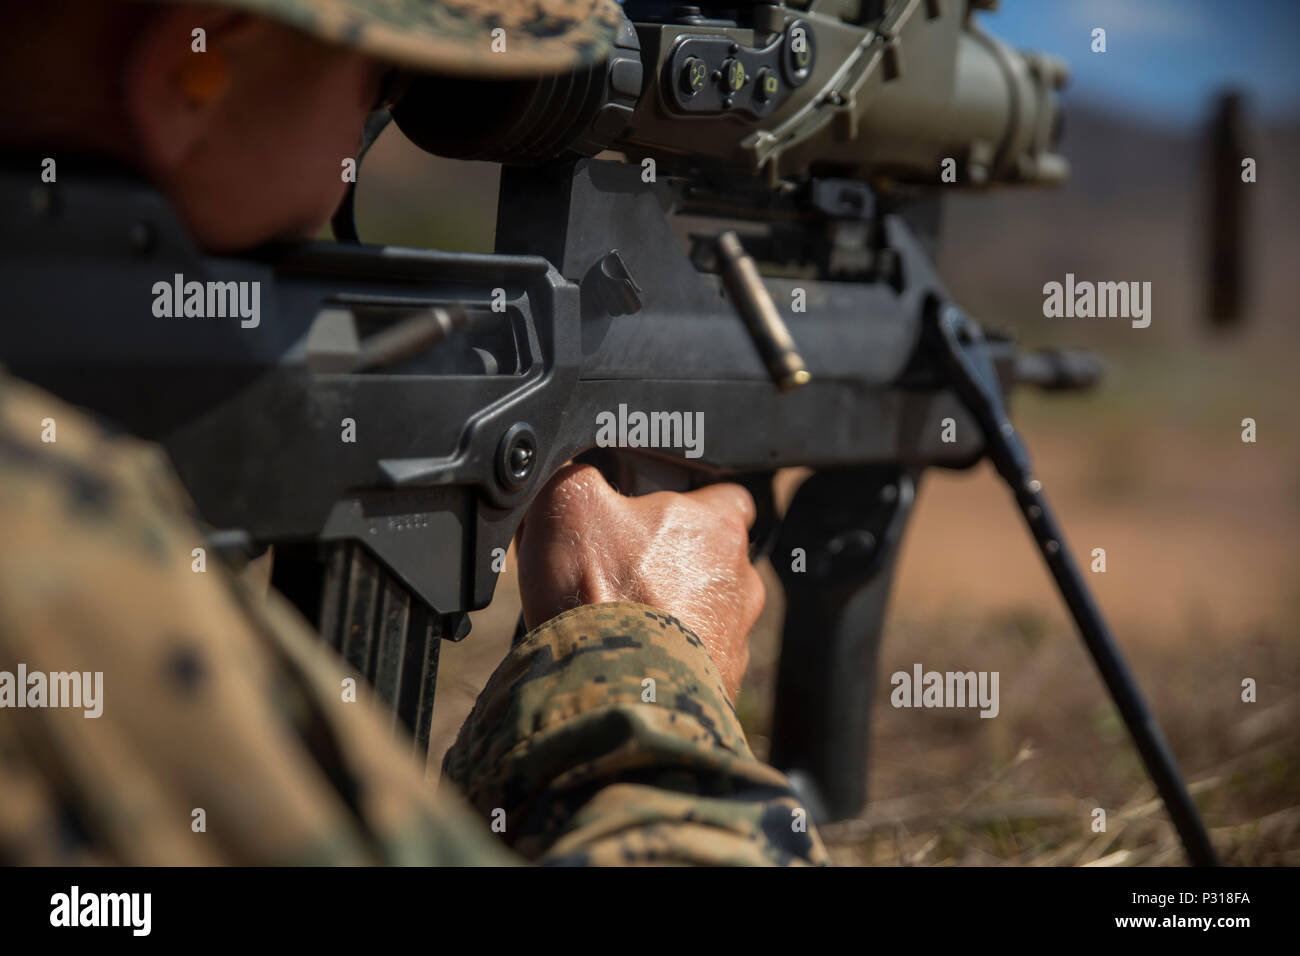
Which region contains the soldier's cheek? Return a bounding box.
[300,65,380,233]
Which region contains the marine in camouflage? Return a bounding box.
[0,374,828,866]
[148,0,625,75]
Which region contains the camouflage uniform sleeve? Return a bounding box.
[0,373,516,865]
[442,603,830,865]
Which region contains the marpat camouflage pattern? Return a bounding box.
[148,0,624,75]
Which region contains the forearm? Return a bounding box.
[442,602,829,866]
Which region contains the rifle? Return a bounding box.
[0,0,1217,864]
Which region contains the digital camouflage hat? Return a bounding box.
[156,0,624,76]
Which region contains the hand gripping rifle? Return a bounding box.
[0,0,1217,864]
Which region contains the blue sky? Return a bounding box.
[978,0,1300,128]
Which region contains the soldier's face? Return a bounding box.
[127,11,386,252]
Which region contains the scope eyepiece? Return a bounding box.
[392,14,643,164]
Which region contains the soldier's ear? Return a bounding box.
[123,9,267,173]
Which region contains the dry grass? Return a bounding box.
[739,605,1299,866]
[818,740,1300,867]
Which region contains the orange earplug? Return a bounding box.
[177,51,229,107]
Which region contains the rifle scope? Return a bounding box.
[392,0,1068,189]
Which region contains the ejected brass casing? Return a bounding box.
[715,231,811,392]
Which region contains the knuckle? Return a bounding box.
[557,462,607,496]
[723,483,757,524]
[545,464,608,512]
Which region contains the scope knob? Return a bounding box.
[754,68,780,102]
[721,57,747,93]
[681,56,708,96]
